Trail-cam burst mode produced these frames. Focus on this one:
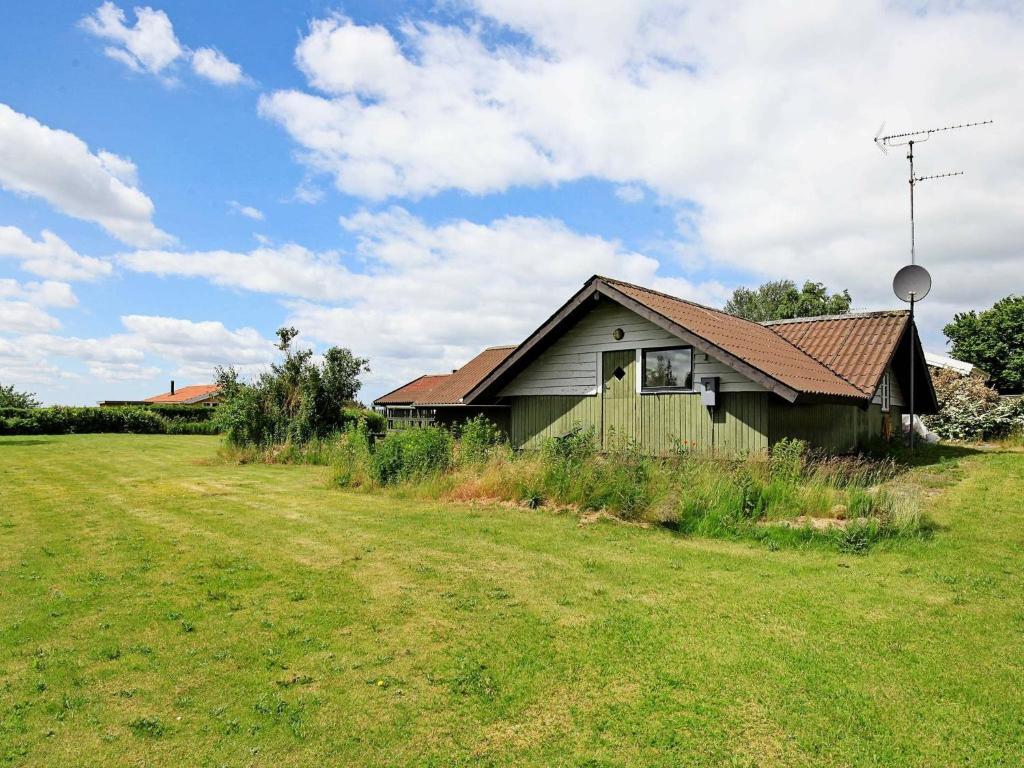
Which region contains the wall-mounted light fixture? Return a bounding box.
[612,328,624,340]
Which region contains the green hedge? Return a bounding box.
[148,404,218,422]
[0,406,219,436]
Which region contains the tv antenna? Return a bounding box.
[874,119,992,264]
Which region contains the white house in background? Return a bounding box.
[925,351,988,379]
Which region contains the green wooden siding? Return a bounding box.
[510,395,601,449]
[512,390,771,454]
[510,392,895,454]
[768,403,900,453]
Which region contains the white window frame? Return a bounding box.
[880,371,891,413]
[636,346,695,394]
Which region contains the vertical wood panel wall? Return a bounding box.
[510,393,890,454]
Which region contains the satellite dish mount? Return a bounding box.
[892,264,932,449]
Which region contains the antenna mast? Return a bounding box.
[875,120,992,264]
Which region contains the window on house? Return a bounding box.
[641,346,693,391]
[880,371,891,412]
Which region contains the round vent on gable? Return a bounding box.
[612,328,624,340]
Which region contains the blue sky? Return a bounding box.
[1,1,1021,404]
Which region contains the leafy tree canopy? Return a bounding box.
[724,280,852,322]
[944,295,1024,394]
[0,383,41,409]
[214,327,372,446]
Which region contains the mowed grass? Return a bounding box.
[1,435,1023,767]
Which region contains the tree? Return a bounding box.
[944,295,1024,394]
[214,327,370,446]
[0,383,41,409]
[724,279,852,322]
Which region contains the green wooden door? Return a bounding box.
[602,349,638,449]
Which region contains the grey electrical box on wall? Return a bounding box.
[700,376,719,407]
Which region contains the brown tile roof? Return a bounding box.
[373,374,451,405]
[601,278,866,398]
[764,311,910,395]
[144,384,220,404]
[415,346,517,405]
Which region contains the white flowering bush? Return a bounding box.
[923,368,1024,441]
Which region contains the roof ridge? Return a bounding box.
[761,309,909,326]
[597,275,742,321]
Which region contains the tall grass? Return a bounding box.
[323,421,932,551]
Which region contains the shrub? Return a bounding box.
[333,422,374,488]
[344,407,385,434]
[0,383,40,409]
[457,415,505,466]
[148,404,218,422]
[769,438,807,482]
[0,406,167,436]
[164,420,221,435]
[924,368,1024,441]
[587,442,655,519]
[213,328,371,448]
[370,427,453,485]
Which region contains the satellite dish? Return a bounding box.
[893,264,931,303]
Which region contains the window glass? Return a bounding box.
[881,372,891,412]
[642,347,693,390]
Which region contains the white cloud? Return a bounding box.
[1,316,278,396]
[80,2,183,77]
[0,279,77,333]
[119,243,349,301]
[615,185,645,204]
[118,207,725,396]
[0,226,113,281]
[191,47,248,86]
[0,279,77,308]
[0,103,172,247]
[80,2,247,87]
[260,2,1024,343]
[86,361,162,381]
[228,200,265,220]
[119,314,278,375]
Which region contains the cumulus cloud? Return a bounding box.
[0,104,172,247]
[2,316,278,394]
[260,2,1024,344]
[80,2,247,86]
[0,279,77,333]
[0,226,113,281]
[119,243,348,300]
[118,314,278,380]
[86,361,162,381]
[228,200,265,220]
[79,1,182,77]
[118,207,725,395]
[191,47,248,86]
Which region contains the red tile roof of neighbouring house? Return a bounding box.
[373,346,517,408]
[373,374,452,405]
[144,384,221,404]
[415,346,517,405]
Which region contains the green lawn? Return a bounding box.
[1,435,1022,767]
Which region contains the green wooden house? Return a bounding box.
[456,276,936,453]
